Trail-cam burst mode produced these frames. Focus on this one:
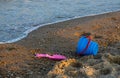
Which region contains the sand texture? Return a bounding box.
[0,11,120,78]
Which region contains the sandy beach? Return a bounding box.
[0,11,120,78]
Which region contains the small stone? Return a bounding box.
[16,77,21,78]
[117,26,119,29]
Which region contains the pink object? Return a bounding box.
[35,53,67,60]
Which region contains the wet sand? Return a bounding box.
[0,11,120,78]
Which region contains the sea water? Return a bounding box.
[0,0,120,43]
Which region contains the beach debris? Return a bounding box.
[35,53,67,61]
[76,35,99,56]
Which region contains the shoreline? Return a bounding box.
[14,11,120,48]
[0,11,119,78]
[0,10,120,44]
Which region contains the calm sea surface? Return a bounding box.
[0,0,120,43]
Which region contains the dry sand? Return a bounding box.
[0,11,120,78]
